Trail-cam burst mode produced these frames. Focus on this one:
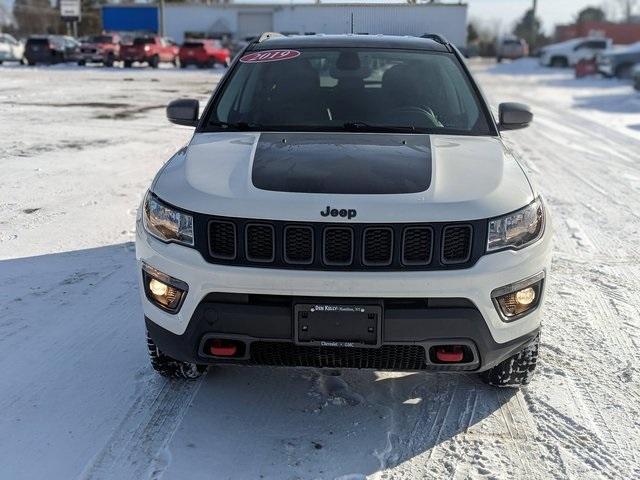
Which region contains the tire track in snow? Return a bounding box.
[79,374,204,480]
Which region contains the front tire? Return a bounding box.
[147,330,207,379]
[615,63,633,79]
[149,55,160,69]
[550,56,568,68]
[480,334,540,387]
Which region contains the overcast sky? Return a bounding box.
[0,0,625,34]
[466,0,617,34]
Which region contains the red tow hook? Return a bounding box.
[209,340,238,357]
[435,346,464,363]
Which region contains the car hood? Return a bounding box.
[152,132,534,223]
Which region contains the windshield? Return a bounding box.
[89,35,114,44]
[183,41,205,48]
[133,37,154,46]
[204,48,492,135]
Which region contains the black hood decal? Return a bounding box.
[252,133,432,195]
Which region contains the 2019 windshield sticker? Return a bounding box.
[240,50,301,63]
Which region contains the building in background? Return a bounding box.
[101,3,468,46]
[555,21,640,45]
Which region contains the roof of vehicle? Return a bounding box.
[248,34,450,53]
[545,37,610,49]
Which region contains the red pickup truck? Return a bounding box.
[78,33,120,67]
[179,39,231,68]
[120,36,179,68]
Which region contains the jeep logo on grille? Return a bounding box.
[320,206,357,220]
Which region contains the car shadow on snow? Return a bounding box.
[163,356,518,478]
[0,243,518,479]
[571,92,640,114]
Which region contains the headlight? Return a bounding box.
[143,192,194,246]
[487,197,544,252]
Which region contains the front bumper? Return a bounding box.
[137,213,552,370]
[79,52,108,62]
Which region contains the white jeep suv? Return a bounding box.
[136,34,552,387]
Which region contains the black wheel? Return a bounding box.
[149,55,160,69]
[496,57,502,63]
[615,63,633,79]
[0,60,3,65]
[147,330,207,379]
[123,60,132,68]
[180,62,188,69]
[27,60,35,66]
[480,334,540,387]
[550,56,568,68]
[104,54,114,68]
[77,59,86,66]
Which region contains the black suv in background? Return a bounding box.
[24,36,81,66]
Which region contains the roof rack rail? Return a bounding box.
[258,32,284,43]
[420,34,449,46]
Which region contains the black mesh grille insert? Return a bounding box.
[442,225,472,264]
[250,342,427,370]
[363,228,393,266]
[202,215,484,271]
[323,228,353,266]
[403,227,433,265]
[245,223,275,262]
[208,221,236,260]
[284,226,313,264]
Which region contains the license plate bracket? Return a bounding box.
[294,303,382,347]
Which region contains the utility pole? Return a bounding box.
[159,0,165,36]
[530,0,538,51]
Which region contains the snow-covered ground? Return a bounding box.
[1,59,639,480]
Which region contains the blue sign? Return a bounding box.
[102,6,159,33]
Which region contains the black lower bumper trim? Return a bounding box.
[145,294,540,372]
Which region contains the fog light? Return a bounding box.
[149,278,169,297]
[515,287,536,305]
[142,265,188,314]
[492,273,544,322]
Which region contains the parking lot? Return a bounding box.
[1,60,639,479]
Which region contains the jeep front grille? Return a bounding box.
[284,226,314,264]
[201,216,480,271]
[442,225,473,264]
[208,221,236,260]
[245,223,275,262]
[323,227,354,266]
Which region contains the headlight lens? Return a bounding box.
[143,192,194,246]
[487,197,544,252]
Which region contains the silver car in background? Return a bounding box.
[0,34,24,64]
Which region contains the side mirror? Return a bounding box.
[498,102,532,131]
[167,99,199,127]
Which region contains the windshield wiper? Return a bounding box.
[343,122,420,133]
[208,121,262,131]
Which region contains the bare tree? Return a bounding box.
[614,0,639,21]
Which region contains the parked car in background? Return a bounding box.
[120,36,179,68]
[633,64,640,91]
[0,33,24,64]
[79,33,120,67]
[496,37,528,62]
[598,42,640,79]
[539,37,611,68]
[24,35,81,66]
[179,39,231,68]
